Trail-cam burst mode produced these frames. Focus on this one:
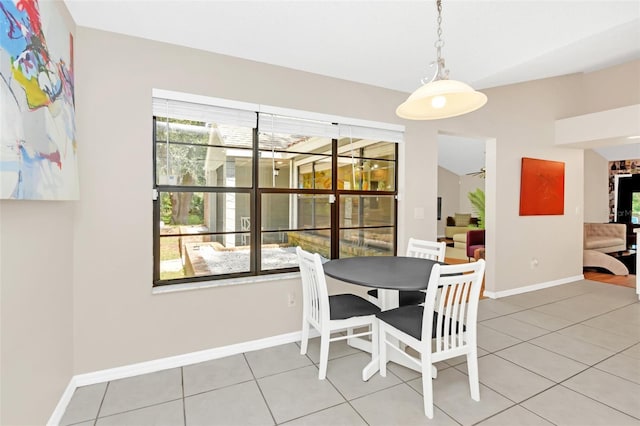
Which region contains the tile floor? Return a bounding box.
[60,280,640,425]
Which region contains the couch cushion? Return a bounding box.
[584,236,625,250]
[452,233,466,243]
[454,213,471,226]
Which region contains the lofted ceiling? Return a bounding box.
[593,143,640,161]
[438,134,485,176]
[64,0,640,171]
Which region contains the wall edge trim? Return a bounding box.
[483,274,585,299]
[48,329,318,425]
[46,377,78,426]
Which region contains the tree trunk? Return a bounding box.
[170,173,194,224]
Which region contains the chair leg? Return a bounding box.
[346,327,354,347]
[379,326,387,377]
[370,321,379,360]
[466,351,480,401]
[300,321,310,355]
[318,330,330,380]
[421,353,434,419]
[362,320,380,382]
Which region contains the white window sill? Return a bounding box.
[152,272,301,295]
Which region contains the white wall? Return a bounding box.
[584,149,610,223]
[437,167,460,236]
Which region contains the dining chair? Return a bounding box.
[367,238,447,307]
[296,247,381,380]
[377,259,486,418]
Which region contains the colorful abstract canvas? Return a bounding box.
[0,0,77,199]
[519,157,565,215]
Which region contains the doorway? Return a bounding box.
[436,133,486,261]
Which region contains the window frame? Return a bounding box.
[152,104,400,287]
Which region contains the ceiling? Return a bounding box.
[64,0,640,173]
[438,134,485,176]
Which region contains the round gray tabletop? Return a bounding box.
[323,256,441,291]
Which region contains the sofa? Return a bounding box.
[444,213,479,238]
[583,223,626,253]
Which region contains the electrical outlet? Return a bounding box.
[530,258,539,269]
[287,293,296,307]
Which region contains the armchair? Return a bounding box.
[466,230,485,260]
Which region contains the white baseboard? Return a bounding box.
[483,274,585,299]
[48,328,319,425]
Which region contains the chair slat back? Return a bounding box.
[406,238,446,262]
[422,260,485,353]
[296,247,330,327]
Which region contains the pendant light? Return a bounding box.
[396,0,487,120]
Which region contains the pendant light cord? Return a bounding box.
[422,0,449,84]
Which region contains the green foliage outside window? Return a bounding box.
[156,118,208,224]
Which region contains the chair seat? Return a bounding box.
[367,289,426,306]
[329,294,381,320]
[468,244,484,253]
[376,305,465,340]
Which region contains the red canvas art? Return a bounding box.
[519,157,565,215]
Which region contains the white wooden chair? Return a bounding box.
[368,238,447,307]
[377,259,486,418]
[297,247,381,380]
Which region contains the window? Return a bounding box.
[153,93,402,286]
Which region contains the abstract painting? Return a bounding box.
[519,157,565,215]
[0,0,77,200]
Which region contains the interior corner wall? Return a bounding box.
[437,167,460,236]
[0,202,75,426]
[0,2,76,425]
[72,26,637,375]
[584,149,610,223]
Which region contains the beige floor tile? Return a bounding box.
[455,354,554,403]
[185,381,273,425]
[563,368,640,418]
[245,342,313,378]
[183,353,254,396]
[476,405,554,426]
[407,367,514,425]
[99,369,182,417]
[257,365,345,424]
[282,403,367,426]
[97,400,183,426]
[522,385,639,425]
[60,383,106,426]
[496,342,588,382]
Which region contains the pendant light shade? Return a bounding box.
[396,79,487,120]
[397,0,487,120]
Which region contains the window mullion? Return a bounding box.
[252,122,260,274]
[331,136,339,259]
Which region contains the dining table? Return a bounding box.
[323,255,444,379]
